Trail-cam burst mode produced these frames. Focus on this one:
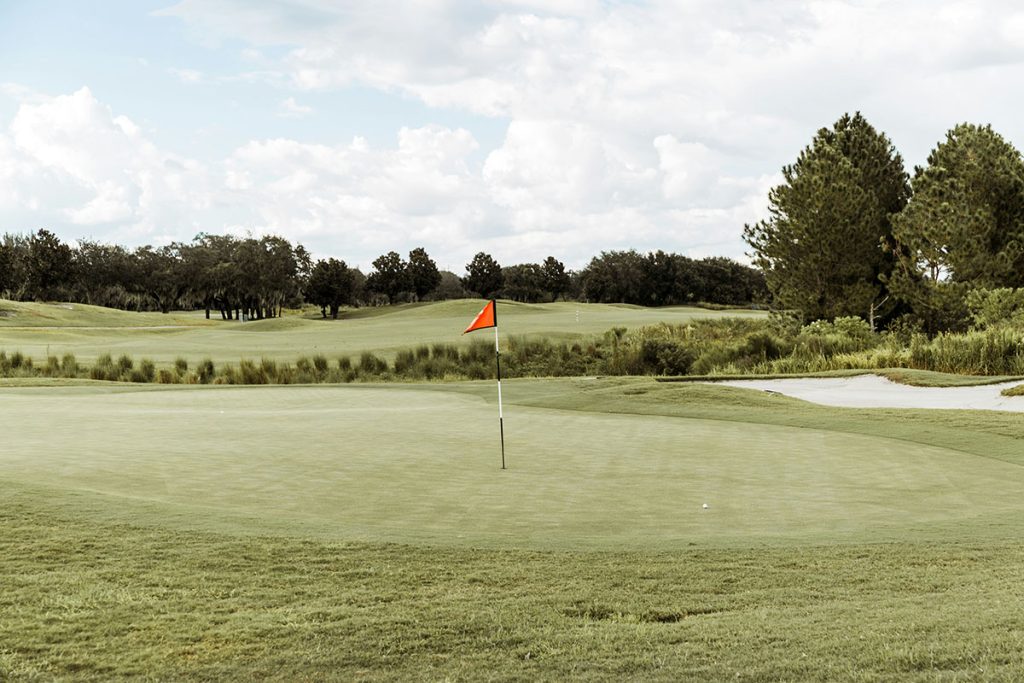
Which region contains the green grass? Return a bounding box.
[6,380,1024,549]
[6,493,1024,681]
[0,299,763,366]
[4,298,1024,679]
[7,379,1024,678]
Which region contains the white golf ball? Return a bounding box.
[702,503,709,509]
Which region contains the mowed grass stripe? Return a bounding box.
[5,490,1024,680]
[3,381,1024,549]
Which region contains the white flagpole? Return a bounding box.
[494,306,506,470]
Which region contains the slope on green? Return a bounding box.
[5,378,1024,549]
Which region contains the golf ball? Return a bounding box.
[702,503,709,509]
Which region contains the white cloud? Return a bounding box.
[276,96,313,118]
[148,0,1024,265]
[0,85,775,269]
[10,2,1024,269]
[167,67,205,84]
[3,87,212,238]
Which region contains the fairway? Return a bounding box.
[5,379,1024,549]
[0,299,764,365]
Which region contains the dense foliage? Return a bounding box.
[0,232,765,313]
[747,113,1024,335]
[580,250,767,306]
[889,124,1024,333]
[744,113,909,326]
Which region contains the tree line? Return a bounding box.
[0,231,766,318]
[745,112,1024,333]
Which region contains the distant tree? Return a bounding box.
[306,258,355,319]
[579,250,646,304]
[73,240,135,308]
[642,250,691,306]
[502,263,545,302]
[432,271,468,300]
[744,112,909,323]
[540,256,570,301]
[463,252,503,298]
[696,257,769,305]
[350,268,368,305]
[367,251,410,303]
[889,123,1024,332]
[0,241,13,296]
[134,245,185,313]
[407,247,442,300]
[26,229,74,301]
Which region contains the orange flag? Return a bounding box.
[463,299,496,334]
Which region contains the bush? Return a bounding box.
[117,354,134,374]
[197,359,215,383]
[139,359,156,383]
[357,352,388,377]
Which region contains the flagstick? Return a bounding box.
[494,312,506,470]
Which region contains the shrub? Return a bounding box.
[239,359,268,384]
[117,354,134,374]
[139,359,156,383]
[357,352,388,376]
[61,353,78,377]
[197,359,215,383]
[92,353,118,381]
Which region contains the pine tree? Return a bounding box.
[889,124,1024,332]
[743,113,909,323]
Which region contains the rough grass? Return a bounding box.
[1001,383,1024,396]
[5,486,1024,680]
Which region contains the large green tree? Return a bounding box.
[744,113,909,323]
[463,252,503,299]
[407,247,441,300]
[888,124,1024,332]
[26,229,75,301]
[367,251,409,303]
[306,258,355,319]
[540,256,570,301]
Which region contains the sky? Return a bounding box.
[2,1,1024,272]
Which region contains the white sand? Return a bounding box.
[714,374,1024,412]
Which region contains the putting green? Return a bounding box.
[4,381,1023,549]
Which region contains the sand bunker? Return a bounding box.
[715,375,1024,412]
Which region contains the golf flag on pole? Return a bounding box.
[463,299,496,334]
[463,300,505,469]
